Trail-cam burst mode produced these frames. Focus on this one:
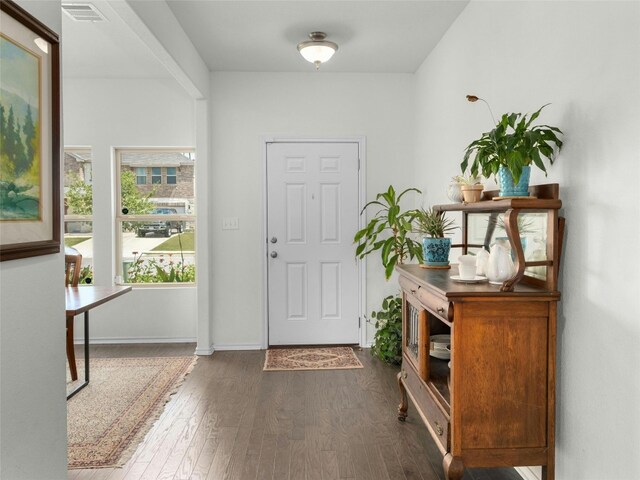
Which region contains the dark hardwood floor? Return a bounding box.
[68,344,523,480]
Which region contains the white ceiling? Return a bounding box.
[62,0,171,78]
[62,0,469,78]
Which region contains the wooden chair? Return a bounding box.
[65,247,82,380]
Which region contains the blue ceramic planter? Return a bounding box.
[498,165,531,197]
[422,237,451,266]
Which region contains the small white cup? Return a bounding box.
[458,255,477,280]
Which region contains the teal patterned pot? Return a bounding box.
[422,237,451,266]
[498,165,531,197]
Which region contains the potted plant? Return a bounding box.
[370,295,403,365]
[447,176,464,203]
[461,95,563,197]
[413,208,457,267]
[354,185,423,365]
[354,185,424,279]
[454,174,484,203]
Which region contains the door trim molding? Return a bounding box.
[261,136,367,349]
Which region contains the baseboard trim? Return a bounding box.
[75,337,197,345]
[212,343,262,351]
[195,345,215,356]
[515,466,541,480]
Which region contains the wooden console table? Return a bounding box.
[65,285,131,399]
[396,184,562,480]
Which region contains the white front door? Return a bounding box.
[267,142,360,345]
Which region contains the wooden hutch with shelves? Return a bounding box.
[396,184,563,480]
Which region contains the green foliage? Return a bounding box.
[66,174,93,215]
[0,104,35,177]
[79,265,93,285]
[64,236,91,247]
[413,208,457,238]
[461,104,563,184]
[495,213,536,235]
[22,105,36,167]
[152,232,194,251]
[354,185,423,279]
[127,253,195,283]
[452,174,481,185]
[120,171,155,231]
[370,295,403,365]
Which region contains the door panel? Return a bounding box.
[267,142,359,345]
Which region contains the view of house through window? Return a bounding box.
[115,149,196,285]
[63,148,93,284]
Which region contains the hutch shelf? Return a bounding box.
[396,184,563,480]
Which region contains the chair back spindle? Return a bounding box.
[65,246,82,287]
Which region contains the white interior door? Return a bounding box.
[267,142,360,345]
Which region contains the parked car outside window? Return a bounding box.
[136,208,185,237]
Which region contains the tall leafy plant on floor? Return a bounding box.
[370,295,403,365]
[354,185,422,364]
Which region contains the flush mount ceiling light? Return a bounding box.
[297,32,338,70]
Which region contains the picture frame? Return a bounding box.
[0,0,60,261]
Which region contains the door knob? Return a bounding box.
[270,237,278,243]
[270,251,278,258]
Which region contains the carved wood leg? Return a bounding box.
[397,371,408,421]
[443,454,464,480]
[66,315,78,381]
[542,464,555,480]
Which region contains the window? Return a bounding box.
[63,148,93,284]
[152,167,162,184]
[166,167,177,185]
[136,167,146,185]
[116,149,196,285]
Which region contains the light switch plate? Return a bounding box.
[222,217,239,230]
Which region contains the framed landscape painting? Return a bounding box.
[0,0,60,261]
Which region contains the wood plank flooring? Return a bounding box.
[68,345,523,480]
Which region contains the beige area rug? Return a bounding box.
[263,347,363,371]
[67,356,196,469]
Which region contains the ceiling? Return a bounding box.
[62,0,171,78]
[62,0,469,78]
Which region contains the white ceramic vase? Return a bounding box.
[487,239,515,285]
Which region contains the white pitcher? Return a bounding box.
[487,239,515,285]
[475,249,490,276]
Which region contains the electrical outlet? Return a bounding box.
[222,217,239,230]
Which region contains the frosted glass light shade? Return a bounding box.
[297,32,338,69]
[298,44,336,64]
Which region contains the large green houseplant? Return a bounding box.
[354,185,423,365]
[354,185,423,279]
[461,95,563,196]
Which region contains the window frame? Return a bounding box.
[114,147,196,287]
[136,167,147,185]
[151,166,162,184]
[166,167,177,185]
[63,147,93,283]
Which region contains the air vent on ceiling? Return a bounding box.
[62,3,106,22]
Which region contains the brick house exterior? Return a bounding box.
[120,151,195,213]
[64,151,92,187]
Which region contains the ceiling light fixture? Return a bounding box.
[297,32,338,70]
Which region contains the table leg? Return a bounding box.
[67,311,90,400]
[84,311,89,383]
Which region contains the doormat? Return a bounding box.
[67,356,196,469]
[263,347,363,371]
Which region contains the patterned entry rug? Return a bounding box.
[67,356,196,469]
[263,346,363,371]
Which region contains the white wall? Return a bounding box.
[209,72,416,348]
[63,78,198,342]
[0,3,67,479]
[413,2,640,479]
